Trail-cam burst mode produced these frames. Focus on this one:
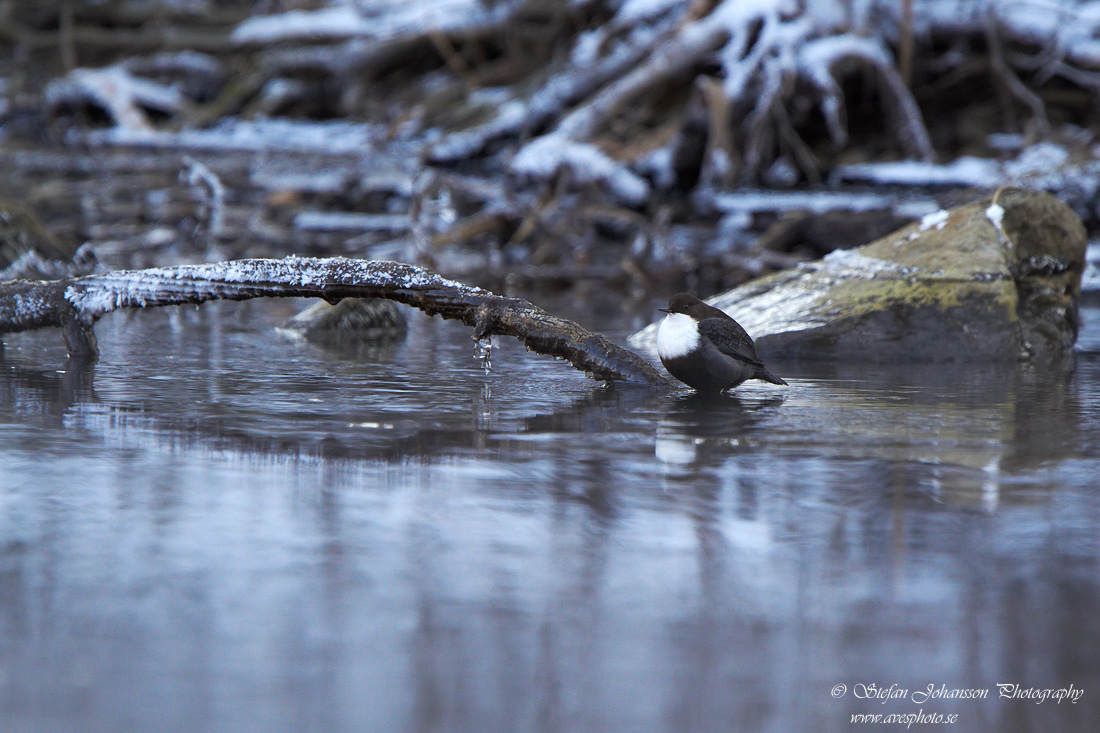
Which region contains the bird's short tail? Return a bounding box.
[757,367,788,386]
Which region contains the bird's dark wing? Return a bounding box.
[698,317,763,365]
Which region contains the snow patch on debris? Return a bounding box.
[232,0,519,44]
[897,0,1100,69]
[80,118,385,154]
[616,0,684,24]
[293,212,409,232]
[512,135,649,206]
[834,143,1100,218]
[834,156,1001,187]
[232,6,376,42]
[704,189,939,216]
[45,65,186,130]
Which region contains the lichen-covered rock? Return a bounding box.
[630,188,1086,362]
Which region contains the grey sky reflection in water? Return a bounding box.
[1,301,1099,733]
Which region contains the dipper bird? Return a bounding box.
[657,293,787,393]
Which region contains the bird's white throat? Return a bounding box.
[657,313,700,360]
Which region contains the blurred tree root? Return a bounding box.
[0,256,670,386]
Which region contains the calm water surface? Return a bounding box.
[2,298,1099,733]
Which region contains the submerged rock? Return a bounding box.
[631,188,1086,362]
[278,297,407,348]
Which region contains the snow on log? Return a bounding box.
[0,257,669,386]
[80,118,385,154]
[428,14,682,163]
[482,0,935,194]
[511,135,650,206]
[231,0,526,45]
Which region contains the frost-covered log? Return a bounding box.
[0,257,669,386]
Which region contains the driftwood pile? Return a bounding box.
[3,1,1100,294]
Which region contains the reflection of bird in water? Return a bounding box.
[657,293,786,393]
[656,392,783,470]
[0,200,96,279]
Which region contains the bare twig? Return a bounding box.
[899,0,914,86]
[985,7,1050,135]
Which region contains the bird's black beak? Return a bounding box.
[658,308,670,314]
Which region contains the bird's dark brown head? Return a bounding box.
[660,293,727,321]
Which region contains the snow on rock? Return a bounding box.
[985,203,1005,232]
[511,135,650,206]
[919,209,949,231]
[821,248,903,277]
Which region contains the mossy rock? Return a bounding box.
[632,187,1085,362]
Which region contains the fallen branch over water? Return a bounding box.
[0,256,669,386]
